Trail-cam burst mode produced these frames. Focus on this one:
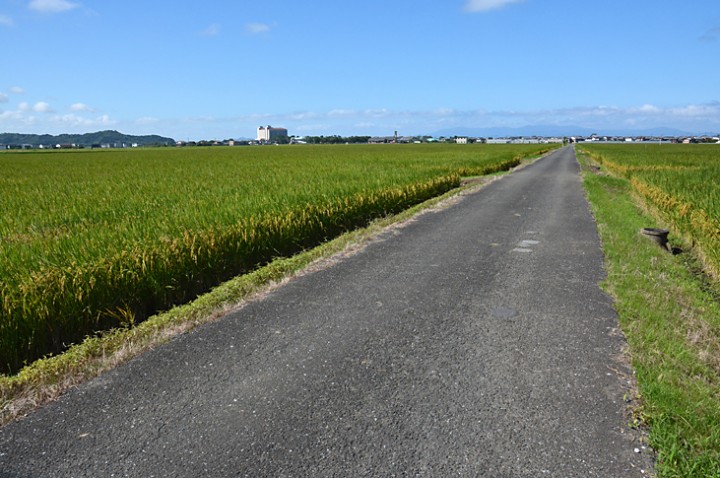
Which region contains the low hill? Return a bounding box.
[0,130,175,147]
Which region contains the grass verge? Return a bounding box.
[578,149,720,477]
[0,160,528,427]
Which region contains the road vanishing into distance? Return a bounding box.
[0,146,653,477]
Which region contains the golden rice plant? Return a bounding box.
[0,144,553,373]
[581,144,720,278]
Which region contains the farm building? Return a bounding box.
[257,125,288,142]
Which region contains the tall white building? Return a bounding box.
[257,125,288,142]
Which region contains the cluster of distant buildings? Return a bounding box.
[171,132,720,148]
[367,131,720,145]
[570,134,720,144]
[0,142,140,150]
[367,135,565,144]
[4,127,719,151]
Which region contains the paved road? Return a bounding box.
[0,146,652,477]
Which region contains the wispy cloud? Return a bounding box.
[465,0,526,12]
[327,109,357,118]
[0,14,13,26]
[241,103,720,136]
[364,108,392,118]
[200,23,221,36]
[245,23,270,35]
[136,117,160,125]
[28,0,79,13]
[10,86,25,94]
[0,93,8,103]
[3,102,718,141]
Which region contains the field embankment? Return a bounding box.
[581,144,720,278]
[0,144,555,375]
[578,144,720,477]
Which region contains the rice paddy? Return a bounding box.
[0,143,555,374]
[580,144,720,278]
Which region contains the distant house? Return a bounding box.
[456,137,468,144]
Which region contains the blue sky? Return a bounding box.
[1,0,719,139]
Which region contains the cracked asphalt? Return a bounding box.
[0,146,654,477]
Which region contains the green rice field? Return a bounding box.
[0,143,556,374]
[580,144,720,277]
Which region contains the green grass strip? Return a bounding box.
[578,151,720,477]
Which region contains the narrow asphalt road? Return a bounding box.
[0,146,652,477]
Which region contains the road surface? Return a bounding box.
[0,146,652,477]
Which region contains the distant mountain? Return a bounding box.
[0,130,175,147]
[430,125,696,138]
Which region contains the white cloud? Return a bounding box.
[48,113,116,128]
[201,23,221,36]
[0,15,13,26]
[433,108,457,116]
[32,101,53,113]
[0,101,121,133]
[267,103,720,135]
[11,101,54,113]
[669,103,720,117]
[53,113,93,126]
[97,114,114,125]
[5,102,716,141]
[245,23,270,34]
[0,93,8,103]
[10,86,25,94]
[70,102,94,112]
[29,0,79,13]
[192,102,720,138]
[465,0,526,12]
[633,104,661,114]
[0,109,35,124]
